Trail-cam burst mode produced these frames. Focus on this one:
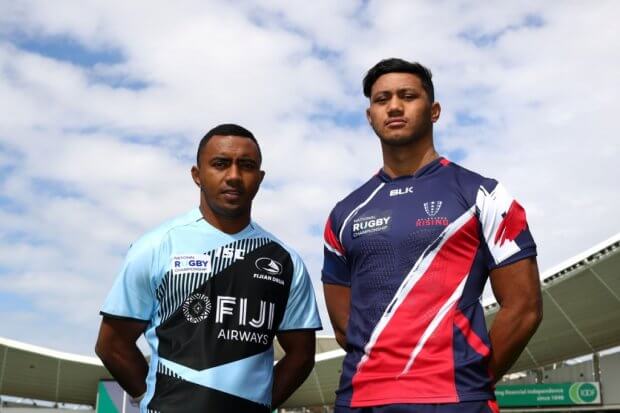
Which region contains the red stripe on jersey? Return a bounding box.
[324,217,345,255]
[440,158,451,166]
[454,309,490,358]
[350,216,480,406]
[494,200,527,246]
[487,399,500,413]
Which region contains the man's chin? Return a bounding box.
[379,133,418,147]
[215,204,249,219]
[204,199,247,218]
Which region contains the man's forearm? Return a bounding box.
[334,326,347,349]
[488,306,542,381]
[271,353,314,408]
[97,344,149,397]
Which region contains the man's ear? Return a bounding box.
[431,101,441,123]
[190,165,201,187]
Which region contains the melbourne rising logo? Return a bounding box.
[424,201,443,217]
[417,201,449,227]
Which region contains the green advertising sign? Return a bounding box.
[495,382,601,407]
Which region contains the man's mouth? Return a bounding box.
[221,189,243,201]
[385,118,407,128]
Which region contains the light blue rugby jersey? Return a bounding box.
[101,208,322,413]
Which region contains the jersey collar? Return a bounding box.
[192,207,256,237]
[377,156,449,182]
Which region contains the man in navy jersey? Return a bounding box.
[96,124,322,412]
[322,59,542,413]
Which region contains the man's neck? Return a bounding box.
[199,203,251,234]
[381,136,438,178]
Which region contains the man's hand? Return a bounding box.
[323,283,350,349]
[95,317,149,397]
[488,257,543,381]
[272,330,316,409]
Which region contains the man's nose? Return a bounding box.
[225,164,242,181]
[387,96,403,115]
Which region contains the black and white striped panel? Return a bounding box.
[157,362,182,379]
[209,237,270,275]
[156,237,271,322]
[156,270,215,322]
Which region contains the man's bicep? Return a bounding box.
[96,317,148,350]
[489,257,541,310]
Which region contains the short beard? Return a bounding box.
[207,200,249,219]
[373,123,431,148]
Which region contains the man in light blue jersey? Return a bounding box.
[95,124,322,412]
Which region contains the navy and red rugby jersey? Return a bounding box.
[322,157,536,408]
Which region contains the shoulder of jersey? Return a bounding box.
[329,174,383,221]
[127,209,202,255]
[447,161,499,194]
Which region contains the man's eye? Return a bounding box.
[240,162,257,170]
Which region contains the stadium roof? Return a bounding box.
[0,336,110,405]
[1,233,619,408]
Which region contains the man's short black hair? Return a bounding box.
[196,123,262,165]
[363,58,435,102]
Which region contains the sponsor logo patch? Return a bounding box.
[390,186,414,197]
[172,254,213,274]
[182,293,212,323]
[424,201,443,217]
[352,214,392,238]
[255,257,282,275]
[215,296,276,344]
[253,257,285,285]
[417,200,449,227]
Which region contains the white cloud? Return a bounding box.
[0,0,618,357]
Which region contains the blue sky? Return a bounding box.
[0,0,618,356]
[10,33,124,67]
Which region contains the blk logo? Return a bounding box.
[390,186,413,197]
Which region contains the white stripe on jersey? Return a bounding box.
[338,182,386,246]
[400,275,469,376]
[324,240,344,257]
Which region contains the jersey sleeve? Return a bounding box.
[278,254,322,331]
[476,180,537,269]
[321,209,350,286]
[100,237,157,322]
